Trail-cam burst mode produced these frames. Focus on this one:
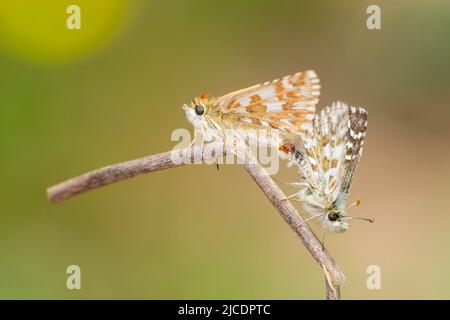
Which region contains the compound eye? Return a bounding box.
[328,212,339,222]
[195,104,205,115]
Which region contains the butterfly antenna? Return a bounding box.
[346,197,374,223]
[299,212,327,227]
[347,197,361,210]
[348,217,375,223]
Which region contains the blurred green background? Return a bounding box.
[0,0,449,299]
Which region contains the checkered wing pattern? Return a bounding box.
[284,102,368,201]
[214,70,320,134]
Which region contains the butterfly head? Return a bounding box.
[321,196,373,232]
[321,193,350,233]
[183,92,215,128]
[323,209,349,233]
[300,191,349,233]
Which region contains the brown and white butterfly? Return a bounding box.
[183,70,320,147]
[279,102,372,233]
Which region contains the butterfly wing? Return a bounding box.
[339,105,368,194]
[299,103,350,200]
[214,70,320,134]
[293,102,367,201]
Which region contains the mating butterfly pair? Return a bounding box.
[183,71,370,233]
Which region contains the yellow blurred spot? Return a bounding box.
[0,0,131,64]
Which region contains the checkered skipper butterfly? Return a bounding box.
[280,102,373,233]
[183,70,320,147]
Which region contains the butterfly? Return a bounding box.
[183,70,320,147]
[279,102,372,233]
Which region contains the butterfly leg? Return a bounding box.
[281,193,301,202]
[321,230,326,251]
[189,129,197,148]
[200,125,206,163]
[189,130,196,148]
[208,118,222,170]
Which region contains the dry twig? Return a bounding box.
[47,142,344,299]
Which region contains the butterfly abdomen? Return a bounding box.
[279,142,305,165]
